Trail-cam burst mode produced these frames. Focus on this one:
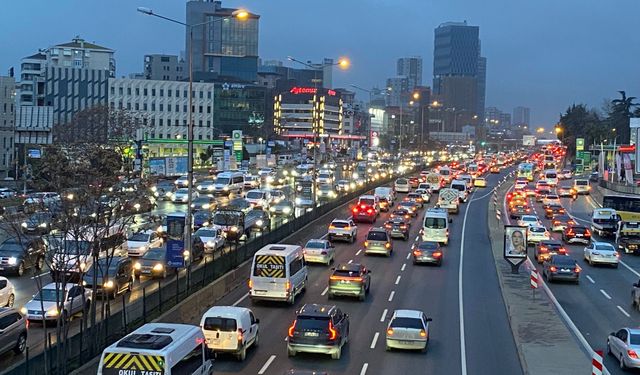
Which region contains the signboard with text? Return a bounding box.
[576,138,585,151]
[166,213,186,268]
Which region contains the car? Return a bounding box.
[287,304,349,359]
[247,209,271,232]
[490,166,500,173]
[534,240,567,263]
[535,188,551,202]
[560,169,573,180]
[589,171,599,182]
[328,219,357,243]
[82,257,134,299]
[317,184,338,200]
[336,180,354,193]
[364,227,393,256]
[0,277,15,307]
[134,247,173,278]
[384,218,410,240]
[0,236,46,276]
[194,227,225,253]
[542,194,561,208]
[517,215,541,228]
[152,180,176,200]
[607,328,640,370]
[542,255,580,284]
[527,225,551,245]
[303,239,335,265]
[352,202,377,223]
[193,210,213,230]
[390,208,412,221]
[243,175,261,189]
[412,241,443,266]
[0,307,27,356]
[21,212,57,235]
[327,263,371,300]
[191,195,217,211]
[562,225,591,244]
[266,189,286,205]
[584,241,619,267]
[125,230,163,257]
[174,175,195,188]
[551,214,576,232]
[397,201,419,217]
[270,199,294,217]
[394,178,410,193]
[244,190,272,208]
[385,309,432,352]
[196,179,217,194]
[544,203,566,219]
[557,186,573,198]
[474,177,487,187]
[22,283,92,323]
[378,197,392,212]
[223,197,253,215]
[414,188,431,203]
[514,181,527,191]
[404,193,425,208]
[200,306,259,361]
[171,188,199,203]
[0,188,16,199]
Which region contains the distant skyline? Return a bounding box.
[2,0,639,129]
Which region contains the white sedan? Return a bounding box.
[386,309,432,352]
[517,215,541,228]
[0,277,15,307]
[194,227,225,253]
[303,239,335,265]
[171,188,199,203]
[527,225,551,245]
[584,241,619,267]
[542,194,561,207]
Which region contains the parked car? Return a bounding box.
[0,236,46,276]
[0,307,27,356]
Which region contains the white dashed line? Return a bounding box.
[395,275,401,285]
[348,259,353,264]
[321,287,329,296]
[370,332,379,349]
[585,275,595,284]
[415,235,420,241]
[600,289,612,300]
[356,249,362,256]
[360,363,369,375]
[617,305,631,318]
[30,272,49,280]
[380,309,388,322]
[232,292,249,306]
[401,263,406,271]
[388,291,395,301]
[257,355,276,374]
[620,260,640,278]
[406,253,411,260]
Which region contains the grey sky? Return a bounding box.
[2,0,638,128]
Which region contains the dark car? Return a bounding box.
[562,225,591,244]
[247,209,271,232]
[0,237,46,276]
[544,204,566,219]
[134,247,172,279]
[412,241,443,266]
[82,257,134,299]
[535,188,551,202]
[534,240,567,263]
[589,171,599,182]
[0,307,27,356]
[193,211,212,230]
[224,198,252,215]
[191,196,217,212]
[384,218,410,240]
[152,180,177,201]
[287,304,350,360]
[328,263,371,301]
[390,208,412,221]
[509,204,531,219]
[543,255,580,283]
[408,177,420,188]
[270,199,294,217]
[21,212,56,235]
[397,201,419,217]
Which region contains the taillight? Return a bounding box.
[367,209,373,214]
[385,224,392,229]
[385,242,391,248]
[387,328,394,336]
[248,279,253,289]
[539,246,548,253]
[288,320,296,337]
[364,241,369,247]
[237,328,244,342]
[400,225,407,229]
[413,250,422,256]
[285,281,291,291]
[329,225,336,229]
[328,321,337,340]
[433,251,442,257]
[352,208,358,213]
[585,229,591,236]
[549,266,557,272]
[559,248,567,254]
[574,266,581,273]
[629,350,639,359]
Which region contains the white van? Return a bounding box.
[437,188,460,214]
[212,171,245,195]
[200,306,259,361]
[244,189,272,208]
[439,167,453,184]
[97,323,212,375]
[249,244,307,305]
[573,179,590,195]
[374,187,395,203]
[421,208,451,245]
[544,170,558,187]
[450,179,469,203]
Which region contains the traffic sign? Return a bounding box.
[576,138,585,151]
[530,270,539,289]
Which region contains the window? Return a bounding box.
[118,87,123,95]
[160,89,164,97]
[168,90,172,98]
[184,105,187,113]
[0,279,6,289]
[143,88,148,96]
[159,119,163,126]
[170,344,203,374]
[135,103,139,110]
[159,104,163,111]
[289,256,304,275]
[135,88,140,96]
[199,91,203,99]
[199,106,203,113]
[151,103,155,111]
[151,89,156,96]
[0,313,21,330]
[167,104,171,112]
[207,106,211,113]
[143,103,147,111]
[127,103,131,110]
[110,87,115,95]
[207,92,212,99]
[127,87,131,95]
[176,89,180,98]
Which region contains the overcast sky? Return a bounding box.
[2,0,639,128]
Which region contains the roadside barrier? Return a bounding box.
[530,270,539,289]
[591,350,603,375]
[496,209,502,221]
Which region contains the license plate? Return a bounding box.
[340,280,350,284]
[400,340,413,345]
[142,270,151,274]
[560,268,571,272]
[575,234,583,237]
[0,267,4,271]
[305,332,319,337]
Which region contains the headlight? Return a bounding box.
[256,219,264,227]
[183,250,190,258]
[270,207,276,212]
[295,197,302,205]
[223,186,229,191]
[174,180,179,185]
[82,280,87,286]
[134,262,141,270]
[197,185,203,190]
[165,192,172,197]
[283,207,292,214]
[353,173,359,179]
[21,222,27,228]
[207,185,215,191]
[134,203,141,210]
[79,262,87,271]
[267,176,275,182]
[153,263,164,271]
[139,245,147,252]
[47,308,59,317]
[103,280,114,289]
[230,226,238,232]
[151,186,157,192]
[207,240,215,247]
[7,257,17,265]
[202,203,210,209]
[20,307,27,315]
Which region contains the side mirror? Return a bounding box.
[367,270,371,274]
[449,218,453,223]
[255,318,260,324]
[426,318,433,322]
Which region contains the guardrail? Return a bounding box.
[5,167,418,375]
[599,179,640,195]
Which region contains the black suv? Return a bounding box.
[247,209,271,232]
[287,304,350,360]
[0,237,46,276]
[82,257,134,299]
[21,212,57,235]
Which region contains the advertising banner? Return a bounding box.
[166,213,186,268]
[630,118,640,173]
[503,225,528,267]
[522,135,536,146]
[148,158,166,176]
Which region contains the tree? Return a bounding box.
[558,104,606,157]
[53,105,145,144]
[610,91,639,144]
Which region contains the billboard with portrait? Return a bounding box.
[504,225,528,266]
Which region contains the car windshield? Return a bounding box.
[203,317,237,332]
[176,188,188,194]
[595,244,614,251]
[631,334,640,345]
[319,173,330,178]
[333,269,361,277]
[417,242,439,251]
[85,261,119,276]
[60,240,92,255]
[546,173,557,178]
[194,197,211,203]
[552,257,576,267]
[451,184,465,191]
[0,241,24,254]
[195,229,217,237]
[128,233,150,242]
[295,316,330,332]
[331,221,348,228]
[396,179,408,184]
[530,227,546,233]
[305,241,325,249]
[359,198,375,206]
[390,317,424,330]
[424,217,446,229]
[246,191,264,199]
[143,249,165,260]
[35,289,65,302]
[367,231,387,241]
[215,177,230,184]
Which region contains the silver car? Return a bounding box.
[386,309,432,352]
[364,228,392,256]
[303,239,335,265]
[0,277,15,307]
[21,283,92,323]
[0,307,27,356]
[607,328,640,369]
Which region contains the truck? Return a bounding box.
[437,188,460,214]
[617,221,640,254]
[591,208,619,237]
[295,177,315,208]
[211,209,259,242]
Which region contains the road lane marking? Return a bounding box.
[380,309,388,322]
[585,275,595,284]
[415,235,420,241]
[620,260,640,278]
[617,305,631,318]
[395,275,401,285]
[406,253,411,260]
[30,272,49,280]
[321,287,328,296]
[348,259,353,264]
[388,291,395,301]
[401,263,406,271]
[458,188,475,375]
[360,363,369,375]
[232,292,249,306]
[356,249,362,256]
[370,332,379,349]
[600,289,612,299]
[257,355,276,374]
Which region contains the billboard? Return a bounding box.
[522,135,536,146]
[165,157,188,176]
[630,118,640,173]
[166,213,186,268]
[503,225,528,266]
[576,138,585,151]
[148,158,166,176]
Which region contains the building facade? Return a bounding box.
[186,0,260,82]
[273,86,343,139]
[0,77,15,178]
[385,77,409,107]
[513,106,530,128]
[144,54,186,81]
[397,57,423,91]
[18,53,47,107]
[259,59,334,90]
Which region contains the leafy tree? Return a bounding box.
[558,104,606,157]
[610,91,639,143]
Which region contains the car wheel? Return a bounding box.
[6,294,15,307]
[16,262,25,277]
[327,292,334,300]
[620,354,627,369]
[287,346,296,357]
[14,333,26,354]
[254,331,259,347]
[607,341,612,355]
[331,346,342,360]
[385,344,391,351]
[36,257,44,270]
[358,287,366,301]
[237,346,246,361]
[351,235,355,244]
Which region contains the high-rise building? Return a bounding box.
[385,76,409,107]
[0,76,15,178]
[18,52,47,107]
[397,57,423,91]
[144,54,186,81]
[186,0,259,82]
[258,58,334,91]
[476,56,487,123]
[513,106,531,128]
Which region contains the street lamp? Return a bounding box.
[138,6,249,265]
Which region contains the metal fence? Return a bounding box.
[599,179,640,195]
[6,168,415,375]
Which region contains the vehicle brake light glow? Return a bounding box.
[248,279,253,289]
[328,321,337,340]
[237,328,243,342]
[364,241,369,247]
[574,266,581,273]
[387,328,394,335]
[433,251,442,257]
[549,266,557,272]
[385,242,391,248]
[629,349,639,359]
[288,320,296,337]
[285,281,291,290]
[419,329,427,337]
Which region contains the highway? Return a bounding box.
[504,180,640,374]
[170,171,522,375]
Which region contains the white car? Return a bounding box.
[0,277,15,307]
[328,219,358,243]
[22,283,92,322]
[243,175,260,189]
[517,215,541,228]
[414,188,431,203]
[527,225,551,245]
[194,227,225,253]
[244,190,271,208]
[0,188,16,199]
[303,239,335,265]
[584,241,619,267]
[267,189,286,205]
[514,181,527,191]
[394,178,410,193]
[174,175,195,188]
[125,230,163,257]
[385,309,432,352]
[542,194,561,207]
[171,188,199,203]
